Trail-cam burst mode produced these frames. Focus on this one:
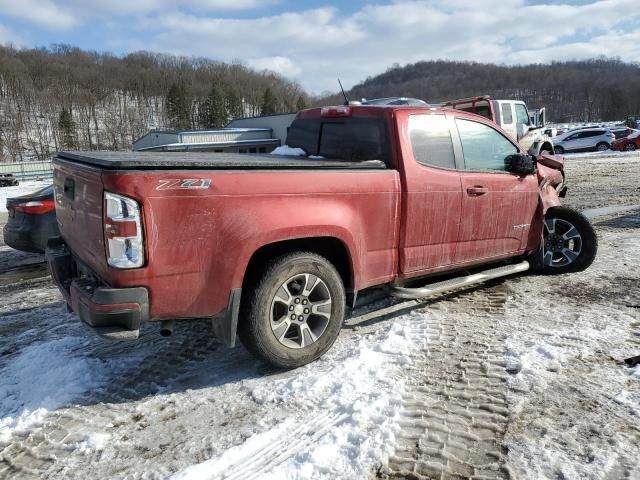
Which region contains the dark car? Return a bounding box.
[0,174,19,187]
[3,184,59,253]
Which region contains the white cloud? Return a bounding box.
[1,1,639,93]
[0,0,276,30]
[129,0,640,93]
[249,56,302,76]
[0,23,22,44]
[0,0,77,29]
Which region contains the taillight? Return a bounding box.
[14,199,56,215]
[321,106,352,117]
[104,192,144,269]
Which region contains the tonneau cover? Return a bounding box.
[56,151,386,170]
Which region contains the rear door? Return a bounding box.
[453,117,539,264]
[397,111,462,274]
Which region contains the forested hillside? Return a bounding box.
[321,59,640,123]
[0,45,309,162]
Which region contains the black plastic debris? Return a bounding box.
[624,355,640,367]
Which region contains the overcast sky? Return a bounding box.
[0,0,639,94]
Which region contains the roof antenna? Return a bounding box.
[338,79,349,106]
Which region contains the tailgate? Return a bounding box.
[53,158,105,269]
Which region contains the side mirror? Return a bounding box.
[505,153,536,175]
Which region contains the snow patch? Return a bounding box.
[171,322,414,480]
[76,432,111,453]
[0,336,105,442]
[270,146,306,157]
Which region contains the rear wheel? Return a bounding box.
[554,146,565,154]
[596,142,609,152]
[239,252,345,368]
[530,206,597,274]
[624,143,637,151]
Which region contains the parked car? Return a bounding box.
[611,127,636,140]
[552,127,615,154]
[0,174,19,187]
[3,184,59,253]
[611,130,640,151]
[46,105,597,368]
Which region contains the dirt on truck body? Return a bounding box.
[47,104,596,368]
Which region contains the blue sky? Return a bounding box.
[0,0,638,94]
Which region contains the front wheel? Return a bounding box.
[624,143,637,151]
[239,252,345,368]
[554,146,565,154]
[530,206,597,274]
[596,142,609,152]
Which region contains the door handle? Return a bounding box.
[466,186,488,196]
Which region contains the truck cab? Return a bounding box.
[443,96,554,155]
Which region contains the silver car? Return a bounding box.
[553,128,615,154]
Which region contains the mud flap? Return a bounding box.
[211,288,242,348]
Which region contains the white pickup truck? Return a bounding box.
[444,96,554,156]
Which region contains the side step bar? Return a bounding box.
[390,261,530,300]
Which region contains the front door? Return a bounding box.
[453,117,539,264]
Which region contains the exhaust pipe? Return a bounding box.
[160,320,174,337]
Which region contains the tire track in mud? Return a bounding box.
[381,286,514,480]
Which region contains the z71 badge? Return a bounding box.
[156,179,212,190]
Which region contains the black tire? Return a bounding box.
[238,251,345,369]
[554,146,564,154]
[624,143,637,151]
[529,206,597,274]
[596,142,609,152]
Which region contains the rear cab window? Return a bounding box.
[286,117,391,164]
[500,103,514,124]
[408,114,456,169]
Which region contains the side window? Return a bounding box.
[456,119,518,171]
[514,104,530,126]
[501,103,513,124]
[566,133,579,140]
[408,114,455,169]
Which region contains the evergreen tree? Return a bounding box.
[295,95,308,111]
[200,86,227,128]
[284,99,294,112]
[58,108,77,149]
[166,83,190,129]
[260,87,278,116]
[227,91,244,119]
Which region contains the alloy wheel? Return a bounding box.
[542,217,583,268]
[269,273,332,349]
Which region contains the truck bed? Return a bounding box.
[56,151,387,170]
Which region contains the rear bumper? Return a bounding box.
[3,213,59,253]
[46,239,149,339]
[3,224,40,253]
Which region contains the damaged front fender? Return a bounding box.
[536,153,566,212]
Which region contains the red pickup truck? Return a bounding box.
[47,105,597,368]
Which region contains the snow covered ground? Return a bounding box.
[0,155,639,479]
